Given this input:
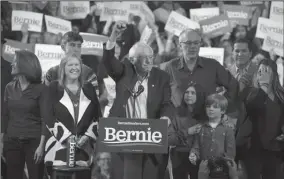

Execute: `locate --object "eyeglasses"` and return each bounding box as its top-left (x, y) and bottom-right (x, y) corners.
top-left (99, 158), bottom-right (111, 161)
top-left (129, 56), bottom-right (154, 63)
top-left (180, 41), bottom-right (201, 46)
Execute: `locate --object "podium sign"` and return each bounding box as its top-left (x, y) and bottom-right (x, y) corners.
top-left (97, 117), bottom-right (168, 153)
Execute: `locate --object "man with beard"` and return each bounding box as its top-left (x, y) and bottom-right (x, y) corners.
top-left (102, 21), bottom-right (174, 179)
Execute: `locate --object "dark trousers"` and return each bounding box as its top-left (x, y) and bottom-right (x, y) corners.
top-left (172, 161), bottom-right (198, 179)
top-left (3, 137), bottom-right (44, 179)
top-left (171, 151), bottom-right (198, 179)
top-left (244, 149), bottom-right (283, 179)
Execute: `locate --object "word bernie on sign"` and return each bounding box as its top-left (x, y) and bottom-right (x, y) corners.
top-left (97, 118), bottom-right (168, 153)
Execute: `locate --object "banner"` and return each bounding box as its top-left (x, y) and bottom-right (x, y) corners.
top-left (270, 1), bottom-right (283, 22)
top-left (11, 10), bottom-right (43, 32)
top-left (97, 117), bottom-right (168, 153)
top-left (240, 1), bottom-right (265, 9)
top-left (60, 1), bottom-right (90, 19)
top-left (45, 15), bottom-right (72, 35)
top-left (190, 7), bottom-right (220, 22)
top-left (126, 1), bottom-right (155, 21)
top-left (199, 14), bottom-right (232, 39)
top-left (199, 47), bottom-right (224, 65)
top-left (140, 25), bottom-right (154, 44)
top-left (256, 17), bottom-right (283, 39)
top-left (2, 39), bottom-right (34, 63)
top-left (34, 44), bottom-right (65, 75)
top-left (100, 2), bottom-right (129, 22)
top-left (262, 33), bottom-right (283, 57)
top-left (80, 33), bottom-right (108, 56)
top-left (223, 5), bottom-right (252, 26)
top-left (165, 11), bottom-right (200, 36)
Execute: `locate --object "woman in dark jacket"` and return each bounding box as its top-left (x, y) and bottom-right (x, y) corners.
top-left (2, 50), bottom-right (46, 179)
top-left (241, 59), bottom-right (284, 179)
top-left (44, 54), bottom-right (102, 179)
top-left (168, 82), bottom-right (207, 179)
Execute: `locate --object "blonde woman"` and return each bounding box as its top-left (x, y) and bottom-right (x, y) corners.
top-left (44, 54), bottom-right (101, 179)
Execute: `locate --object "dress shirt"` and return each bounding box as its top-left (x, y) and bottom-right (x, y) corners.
top-left (106, 40), bottom-right (148, 119)
top-left (163, 56), bottom-right (238, 109)
top-left (191, 121), bottom-right (236, 160)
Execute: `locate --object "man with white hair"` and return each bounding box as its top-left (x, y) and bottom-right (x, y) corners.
top-left (102, 21), bottom-right (174, 179)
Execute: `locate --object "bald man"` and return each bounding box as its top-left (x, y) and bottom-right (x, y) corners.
top-left (162, 28), bottom-right (238, 109)
top-left (161, 29), bottom-right (238, 179)
top-left (102, 21), bottom-right (174, 179)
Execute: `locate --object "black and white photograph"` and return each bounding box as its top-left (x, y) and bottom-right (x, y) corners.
top-left (1, 1), bottom-right (284, 179)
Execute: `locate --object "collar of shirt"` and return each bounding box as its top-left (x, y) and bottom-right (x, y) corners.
top-left (177, 56), bottom-right (204, 71)
top-left (203, 120), bottom-right (226, 128)
top-left (13, 78), bottom-right (34, 93)
top-left (235, 61), bottom-right (252, 75)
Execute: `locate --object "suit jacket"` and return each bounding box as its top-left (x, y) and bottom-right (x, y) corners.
top-left (44, 81), bottom-right (102, 167)
top-left (103, 44), bottom-right (173, 120)
top-left (102, 44), bottom-right (174, 179)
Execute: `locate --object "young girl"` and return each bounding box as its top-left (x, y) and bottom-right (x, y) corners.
top-left (168, 82), bottom-right (207, 179)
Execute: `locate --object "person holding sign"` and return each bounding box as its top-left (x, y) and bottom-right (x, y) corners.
top-left (162, 29), bottom-right (238, 113)
top-left (102, 21), bottom-right (174, 179)
top-left (43, 54), bottom-right (102, 179)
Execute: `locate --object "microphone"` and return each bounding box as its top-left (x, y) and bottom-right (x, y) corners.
top-left (123, 83), bottom-right (144, 98)
top-left (134, 85), bottom-right (144, 98)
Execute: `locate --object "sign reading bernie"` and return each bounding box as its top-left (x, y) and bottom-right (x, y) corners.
top-left (97, 117), bottom-right (168, 153)
top-left (11, 10), bottom-right (43, 32)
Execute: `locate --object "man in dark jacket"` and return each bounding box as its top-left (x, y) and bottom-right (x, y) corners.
top-left (103, 21), bottom-right (174, 179)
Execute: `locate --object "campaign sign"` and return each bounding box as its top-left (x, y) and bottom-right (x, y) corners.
top-left (97, 117), bottom-right (168, 153)
top-left (45, 15), bottom-right (72, 35)
top-left (2, 39), bottom-right (34, 63)
top-left (100, 2), bottom-right (129, 22)
top-left (199, 14), bottom-right (232, 39)
top-left (199, 47), bottom-right (224, 65)
top-left (223, 5), bottom-right (252, 26)
top-left (256, 17), bottom-right (283, 39)
top-left (60, 1), bottom-right (90, 20)
top-left (34, 44), bottom-right (65, 75)
top-left (262, 32), bottom-right (283, 57)
top-left (11, 10), bottom-right (43, 32)
top-left (80, 33), bottom-right (108, 56)
top-left (165, 11), bottom-right (200, 36)
top-left (270, 1), bottom-right (283, 22)
top-left (190, 7), bottom-right (220, 22)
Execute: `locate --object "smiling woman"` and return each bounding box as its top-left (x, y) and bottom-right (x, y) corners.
top-left (43, 53), bottom-right (102, 178)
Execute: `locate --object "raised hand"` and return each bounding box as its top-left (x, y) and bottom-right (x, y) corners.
top-left (110, 21), bottom-right (127, 42)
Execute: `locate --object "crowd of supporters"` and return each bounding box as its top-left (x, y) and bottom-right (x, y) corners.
top-left (1, 1), bottom-right (284, 179)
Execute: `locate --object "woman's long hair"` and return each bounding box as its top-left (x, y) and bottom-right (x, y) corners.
top-left (178, 82), bottom-right (207, 120)
top-left (15, 50), bottom-right (42, 84)
top-left (253, 59), bottom-right (284, 104)
top-left (58, 54), bottom-right (84, 87)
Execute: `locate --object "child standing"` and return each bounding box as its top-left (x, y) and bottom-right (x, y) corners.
top-left (168, 83), bottom-right (207, 179)
top-left (189, 94), bottom-right (236, 164)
